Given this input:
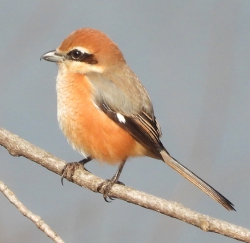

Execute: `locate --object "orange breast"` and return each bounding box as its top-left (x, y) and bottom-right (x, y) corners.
top-left (56, 72), bottom-right (148, 165)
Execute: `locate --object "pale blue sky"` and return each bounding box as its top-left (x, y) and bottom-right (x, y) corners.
top-left (0, 1), bottom-right (249, 242)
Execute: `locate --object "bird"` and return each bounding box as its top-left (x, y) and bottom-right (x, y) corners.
top-left (41, 28), bottom-right (235, 211)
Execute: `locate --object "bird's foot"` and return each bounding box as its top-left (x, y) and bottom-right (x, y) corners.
top-left (97, 178), bottom-right (125, 202)
top-left (61, 162), bottom-right (83, 185)
top-left (61, 157), bottom-right (92, 185)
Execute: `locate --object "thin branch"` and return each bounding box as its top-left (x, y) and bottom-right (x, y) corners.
top-left (0, 127), bottom-right (249, 242)
top-left (0, 180), bottom-right (64, 243)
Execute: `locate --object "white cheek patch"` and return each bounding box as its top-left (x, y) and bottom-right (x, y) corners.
top-left (116, 113), bottom-right (126, 123)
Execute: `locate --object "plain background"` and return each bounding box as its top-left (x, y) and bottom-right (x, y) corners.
top-left (1, 1), bottom-right (250, 242)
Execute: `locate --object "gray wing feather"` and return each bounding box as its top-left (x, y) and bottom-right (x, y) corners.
top-left (86, 66), bottom-right (163, 157)
top-left (86, 64), bottom-right (153, 116)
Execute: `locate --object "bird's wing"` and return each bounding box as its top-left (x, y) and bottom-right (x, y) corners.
top-left (86, 70), bottom-right (164, 158)
top-left (100, 102), bottom-right (164, 159)
top-left (87, 71), bottom-right (235, 211)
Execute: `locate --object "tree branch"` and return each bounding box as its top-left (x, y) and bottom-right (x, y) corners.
top-left (0, 127), bottom-right (249, 242)
top-left (0, 180), bottom-right (64, 243)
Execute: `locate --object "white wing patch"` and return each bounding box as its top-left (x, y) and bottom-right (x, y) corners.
top-left (116, 113), bottom-right (126, 123)
top-left (92, 100), bottom-right (101, 110)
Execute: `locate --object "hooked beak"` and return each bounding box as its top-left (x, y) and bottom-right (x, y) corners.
top-left (40, 50), bottom-right (64, 62)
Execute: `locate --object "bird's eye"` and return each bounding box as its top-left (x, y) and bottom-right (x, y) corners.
top-left (66, 49), bottom-right (97, 64)
top-left (69, 49), bottom-right (83, 60)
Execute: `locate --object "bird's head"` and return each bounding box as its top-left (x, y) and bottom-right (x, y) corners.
top-left (41, 28), bottom-right (125, 74)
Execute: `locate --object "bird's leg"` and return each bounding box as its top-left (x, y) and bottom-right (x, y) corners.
top-left (61, 156), bottom-right (92, 185)
top-left (97, 160), bottom-right (126, 202)
top-left (78, 156), bottom-right (93, 171)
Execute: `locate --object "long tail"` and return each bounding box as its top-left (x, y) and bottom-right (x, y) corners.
top-left (160, 150), bottom-right (235, 211)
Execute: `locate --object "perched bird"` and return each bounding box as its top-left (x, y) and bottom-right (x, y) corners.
top-left (41, 28), bottom-right (235, 210)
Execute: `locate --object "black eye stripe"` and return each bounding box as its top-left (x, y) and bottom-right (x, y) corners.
top-left (66, 49), bottom-right (98, 64)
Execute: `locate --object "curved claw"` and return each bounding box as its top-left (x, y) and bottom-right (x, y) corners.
top-left (61, 162), bottom-right (83, 184)
top-left (61, 157), bottom-right (92, 185)
top-left (97, 179), bottom-right (125, 202)
top-left (61, 176), bottom-right (65, 186)
top-left (104, 196), bottom-right (114, 203)
top-left (116, 181), bottom-right (125, 186)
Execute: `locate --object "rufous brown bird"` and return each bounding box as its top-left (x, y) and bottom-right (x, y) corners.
top-left (41, 28), bottom-right (235, 211)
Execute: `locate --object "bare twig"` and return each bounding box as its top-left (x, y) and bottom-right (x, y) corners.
top-left (0, 127), bottom-right (249, 242)
top-left (0, 180), bottom-right (64, 243)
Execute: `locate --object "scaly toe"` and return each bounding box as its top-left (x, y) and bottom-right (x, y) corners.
top-left (97, 180), bottom-right (114, 201)
top-left (61, 162), bottom-right (84, 185)
top-left (97, 179), bottom-right (125, 201)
